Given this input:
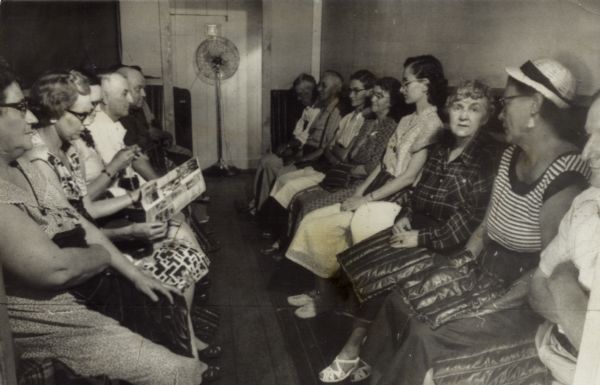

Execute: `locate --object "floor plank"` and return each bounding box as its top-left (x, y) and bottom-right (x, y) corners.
top-left (201, 175), bottom-right (301, 385)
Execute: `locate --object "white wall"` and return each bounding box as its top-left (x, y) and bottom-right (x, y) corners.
top-left (321, 0), bottom-right (600, 96)
top-left (261, 0), bottom-right (316, 153)
top-left (120, 0), bottom-right (162, 77)
top-left (120, 0), bottom-right (262, 169)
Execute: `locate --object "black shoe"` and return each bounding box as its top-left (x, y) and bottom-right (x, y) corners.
top-left (201, 365), bottom-right (221, 383)
top-left (260, 244), bottom-right (279, 256)
top-left (234, 199), bottom-right (253, 214)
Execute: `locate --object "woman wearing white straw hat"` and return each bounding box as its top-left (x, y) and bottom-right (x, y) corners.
top-left (348, 58), bottom-right (590, 385)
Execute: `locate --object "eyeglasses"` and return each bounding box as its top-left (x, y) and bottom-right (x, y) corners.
top-left (349, 88), bottom-right (366, 94)
top-left (67, 109), bottom-right (93, 123)
top-left (400, 79), bottom-right (419, 89)
top-left (372, 92), bottom-right (389, 99)
top-left (499, 95), bottom-right (528, 107)
top-left (0, 99), bottom-right (28, 115)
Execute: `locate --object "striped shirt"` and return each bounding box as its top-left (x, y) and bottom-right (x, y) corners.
top-left (486, 145), bottom-right (590, 253)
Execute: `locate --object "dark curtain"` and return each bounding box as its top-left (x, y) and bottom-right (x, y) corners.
top-left (0, 0), bottom-right (121, 87)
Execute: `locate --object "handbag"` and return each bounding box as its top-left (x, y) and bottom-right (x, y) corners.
top-left (69, 271), bottom-right (193, 358)
top-left (51, 228), bottom-right (194, 358)
top-left (338, 228), bottom-right (437, 303)
top-left (319, 162), bottom-right (357, 191)
top-left (400, 242), bottom-right (539, 329)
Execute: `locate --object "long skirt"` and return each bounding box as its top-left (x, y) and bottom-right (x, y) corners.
top-left (270, 166), bottom-right (326, 208)
top-left (8, 291), bottom-right (205, 385)
top-left (429, 321), bottom-right (573, 385)
top-left (362, 289), bottom-right (542, 385)
top-left (285, 202), bottom-right (400, 278)
top-left (252, 153), bottom-right (297, 210)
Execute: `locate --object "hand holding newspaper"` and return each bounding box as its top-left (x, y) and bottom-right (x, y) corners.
top-left (139, 158), bottom-right (206, 222)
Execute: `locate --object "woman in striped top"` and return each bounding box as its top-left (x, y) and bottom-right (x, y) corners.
top-left (353, 59), bottom-right (590, 385)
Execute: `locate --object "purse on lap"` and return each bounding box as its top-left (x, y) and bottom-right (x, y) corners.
top-left (319, 162), bottom-right (357, 191)
top-left (399, 242), bottom-right (538, 329)
top-left (52, 227), bottom-right (194, 358)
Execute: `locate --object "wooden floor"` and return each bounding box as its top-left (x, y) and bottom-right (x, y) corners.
top-left (199, 174), bottom-right (353, 385)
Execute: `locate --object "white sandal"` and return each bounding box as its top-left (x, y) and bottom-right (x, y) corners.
top-left (318, 356), bottom-right (360, 383)
top-left (349, 360), bottom-right (371, 382)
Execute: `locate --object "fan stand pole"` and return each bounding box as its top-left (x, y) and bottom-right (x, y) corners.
top-left (204, 72), bottom-right (239, 177)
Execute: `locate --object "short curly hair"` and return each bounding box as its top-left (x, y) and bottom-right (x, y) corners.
top-left (445, 80), bottom-right (495, 119)
top-left (29, 71), bottom-right (91, 127)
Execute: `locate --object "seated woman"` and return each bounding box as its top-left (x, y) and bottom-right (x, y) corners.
top-left (284, 55), bottom-right (447, 318)
top-left (239, 73), bottom-right (320, 215)
top-left (425, 95), bottom-right (600, 385)
top-left (282, 77), bottom-right (409, 242)
top-left (316, 80), bottom-right (503, 383)
top-left (356, 58), bottom-right (590, 385)
top-left (267, 70), bottom-right (376, 209)
top-left (259, 70), bottom-right (377, 249)
top-left (0, 61), bottom-right (205, 384)
top-left (25, 71), bottom-right (221, 366)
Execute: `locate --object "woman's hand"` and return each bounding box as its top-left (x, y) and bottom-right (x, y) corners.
top-left (341, 196), bottom-right (367, 211)
top-left (130, 269), bottom-right (178, 303)
top-left (129, 222), bottom-right (168, 241)
top-left (107, 147), bottom-right (137, 174)
top-left (392, 217), bottom-right (412, 234)
top-left (389, 230), bottom-right (418, 248)
top-left (127, 189), bottom-right (142, 206)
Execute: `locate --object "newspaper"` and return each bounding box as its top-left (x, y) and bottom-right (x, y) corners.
top-left (139, 158), bottom-right (206, 222)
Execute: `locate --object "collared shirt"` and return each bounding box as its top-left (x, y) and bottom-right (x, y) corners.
top-left (540, 186), bottom-right (600, 290)
top-left (292, 106), bottom-right (320, 145)
top-left (334, 110), bottom-right (366, 148)
top-left (304, 99), bottom-right (342, 149)
top-left (410, 135), bottom-right (502, 251)
top-left (87, 108), bottom-right (127, 165)
top-left (382, 106), bottom-right (442, 177)
top-left (121, 107), bottom-right (154, 151)
top-left (86, 108), bottom-right (146, 196)
top-left (348, 115), bottom-right (397, 174)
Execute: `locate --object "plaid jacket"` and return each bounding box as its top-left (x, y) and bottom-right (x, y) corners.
top-left (410, 134), bottom-right (504, 251)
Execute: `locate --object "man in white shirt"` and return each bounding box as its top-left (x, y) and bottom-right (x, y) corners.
top-left (87, 72), bottom-right (159, 185)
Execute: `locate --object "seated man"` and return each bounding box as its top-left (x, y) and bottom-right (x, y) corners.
top-left (87, 71), bottom-right (159, 186)
top-left (117, 65), bottom-right (192, 173)
top-left (247, 71), bottom-right (343, 214)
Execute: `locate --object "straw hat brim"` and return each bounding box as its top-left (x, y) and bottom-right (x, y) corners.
top-left (505, 66), bottom-right (569, 109)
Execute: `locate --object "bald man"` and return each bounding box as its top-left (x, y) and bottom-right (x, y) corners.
top-left (87, 72), bottom-right (159, 186)
top-left (118, 66), bottom-right (193, 174)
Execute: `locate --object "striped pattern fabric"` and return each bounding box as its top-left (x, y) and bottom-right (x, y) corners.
top-left (486, 145), bottom-right (590, 253)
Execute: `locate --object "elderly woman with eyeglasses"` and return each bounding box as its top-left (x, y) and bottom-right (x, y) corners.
top-left (0, 61), bottom-right (207, 384)
top-left (354, 58), bottom-right (590, 385)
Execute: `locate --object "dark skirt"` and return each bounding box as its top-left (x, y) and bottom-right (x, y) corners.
top-left (360, 240), bottom-right (543, 385)
top-left (362, 289), bottom-right (542, 385)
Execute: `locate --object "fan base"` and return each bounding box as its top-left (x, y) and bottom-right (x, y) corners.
top-left (203, 162), bottom-right (240, 177)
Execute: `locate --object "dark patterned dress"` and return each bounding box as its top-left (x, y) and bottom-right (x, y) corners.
top-left (287, 116), bottom-right (397, 234)
top-left (26, 134), bottom-right (209, 292)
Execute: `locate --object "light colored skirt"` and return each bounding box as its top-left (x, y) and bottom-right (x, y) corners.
top-left (270, 166), bottom-right (326, 208)
top-left (285, 201), bottom-right (400, 278)
top-left (8, 291), bottom-right (204, 385)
